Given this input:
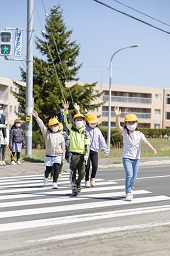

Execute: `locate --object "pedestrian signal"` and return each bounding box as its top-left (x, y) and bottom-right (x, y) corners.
top-left (0, 31), bottom-right (12, 56)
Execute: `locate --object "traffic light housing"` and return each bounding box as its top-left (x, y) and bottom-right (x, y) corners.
top-left (0, 31), bottom-right (12, 56)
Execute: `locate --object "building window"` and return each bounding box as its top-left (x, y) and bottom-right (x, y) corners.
top-left (10, 106), bottom-right (12, 112)
top-left (14, 106), bottom-right (17, 112)
top-left (155, 94), bottom-right (161, 101)
top-left (166, 94), bottom-right (170, 104)
top-left (154, 124), bottom-right (160, 129)
top-left (155, 109), bottom-right (161, 115)
top-left (93, 90), bottom-right (99, 95)
top-left (166, 112), bottom-right (170, 119)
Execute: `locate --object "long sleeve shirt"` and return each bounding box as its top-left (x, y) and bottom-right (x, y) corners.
top-left (86, 124), bottom-right (108, 152)
top-left (35, 116), bottom-right (65, 157)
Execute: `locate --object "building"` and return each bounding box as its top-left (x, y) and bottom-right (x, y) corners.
top-left (1, 76), bottom-right (170, 129)
top-left (0, 75), bottom-right (25, 129)
top-left (67, 82), bottom-right (170, 129)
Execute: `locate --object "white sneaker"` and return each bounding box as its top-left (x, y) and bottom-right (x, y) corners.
top-left (90, 178), bottom-right (96, 187)
top-left (17, 161), bottom-right (21, 165)
top-left (2, 161), bottom-right (6, 166)
top-left (44, 178), bottom-right (48, 186)
top-left (0, 161), bottom-right (3, 166)
top-left (11, 161), bottom-right (17, 165)
top-left (126, 193), bottom-right (133, 201)
top-left (52, 182), bottom-right (58, 189)
top-left (85, 181), bottom-right (91, 188)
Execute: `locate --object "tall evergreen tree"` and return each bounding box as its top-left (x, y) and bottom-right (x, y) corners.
top-left (14, 5), bottom-right (103, 124)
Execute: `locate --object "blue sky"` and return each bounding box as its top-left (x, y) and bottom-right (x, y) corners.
top-left (0, 0), bottom-right (170, 88)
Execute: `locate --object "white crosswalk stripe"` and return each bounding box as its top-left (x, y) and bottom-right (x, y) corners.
top-left (0, 173), bottom-right (169, 235)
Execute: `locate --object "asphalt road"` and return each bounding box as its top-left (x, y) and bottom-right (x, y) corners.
top-left (0, 163), bottom-right (170, 256)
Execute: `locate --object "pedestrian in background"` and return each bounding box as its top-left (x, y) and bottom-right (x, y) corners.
top-left (114, 106), bottom-right (157, 201)
top-left (56, 102), bottom-right (72, 135)
top-left (0, 104), bottom-right (8, 166)
top-left (32, 110), bottom-right (65, 189)
top-left (9, 119), bottom-right (24, 165)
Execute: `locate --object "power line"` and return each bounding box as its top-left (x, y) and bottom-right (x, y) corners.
top-left (112, 0), bottom-right (170, 27)
top-left (93, 0), bottom-right (170, 35)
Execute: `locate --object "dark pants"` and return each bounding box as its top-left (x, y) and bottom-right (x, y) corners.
top-left (45, 163), bottom-right (60, 183)
top-left (70, 153), bottom-right (85, 187)
top-left (0, 145), bottom-right (6, 161)
top-left (85, 150), bottom-right (98, 181)
top-left (11, 152), bottom-right (20, 161)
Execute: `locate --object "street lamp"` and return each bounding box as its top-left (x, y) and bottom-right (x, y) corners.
top-left (107, 44), bottom-right (140, 151)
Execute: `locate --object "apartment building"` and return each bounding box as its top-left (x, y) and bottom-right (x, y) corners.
top-left (0, 76), bottom-right (25, 129)
top-left (1, 76), bottom-right (170, 129)
top-left (67, 82), bottom-right (170, 129)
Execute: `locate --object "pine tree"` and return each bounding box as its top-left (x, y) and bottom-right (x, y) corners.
top-left (14, 5), bottom-right (103, 124)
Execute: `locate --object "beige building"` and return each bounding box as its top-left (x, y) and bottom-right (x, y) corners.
top-left (67, 82), bottom-right (170, 129)
top-left (1, 76), bottom-right (170, 129)
top-left (0, 75), bottom-right (25, 129)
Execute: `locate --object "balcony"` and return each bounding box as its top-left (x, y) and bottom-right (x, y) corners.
top-left (102, 111), bottom-right (151, 119)
top-left (103, 95), bottom-right (152, 104)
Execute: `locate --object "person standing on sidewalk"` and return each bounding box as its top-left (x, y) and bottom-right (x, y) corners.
top-left (62, 101), bottom-right (90, 196)
top-left (32, 110), bottom-right (65, 189)
top-left (0, 104), bottom-right (8, 166)
top-left (114, 106), bottom-right (157, 201)
top-left (9, 119), bottom-right (24, 165)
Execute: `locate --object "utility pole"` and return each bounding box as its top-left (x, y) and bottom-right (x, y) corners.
top-left (25, 0), bottom-right (34, 156)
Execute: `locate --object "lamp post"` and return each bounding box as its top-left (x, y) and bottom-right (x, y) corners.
top-left (107, 44), bottom-right (140, 151)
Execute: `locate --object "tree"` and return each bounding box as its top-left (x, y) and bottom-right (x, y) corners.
top-left (14, 5), bottom-right (103, 126)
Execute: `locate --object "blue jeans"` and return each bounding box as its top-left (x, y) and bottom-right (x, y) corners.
top-left (122, 158), bottom-right (140, 194)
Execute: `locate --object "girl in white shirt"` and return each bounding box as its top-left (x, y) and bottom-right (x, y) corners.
top-left (114, 106), bottom-right (157, 201)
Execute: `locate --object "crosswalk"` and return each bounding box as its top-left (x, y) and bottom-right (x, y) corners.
top-left (0, 172), bottom-right (170, 239)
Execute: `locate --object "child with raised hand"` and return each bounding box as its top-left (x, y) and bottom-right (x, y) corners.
top-left (32, 110), bottom-right (65, 189)
top-left (62, 101), bottom-right (90, 196)
top-left (114, 106), bottom-right (157, 201)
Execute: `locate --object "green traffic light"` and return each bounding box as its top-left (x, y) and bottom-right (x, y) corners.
top-left (3, 45), bottom-right (9, 54)
top-left (0, 44), bottom-right (11, 55)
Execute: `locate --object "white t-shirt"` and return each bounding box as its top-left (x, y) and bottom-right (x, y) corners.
top-left (121, 128), bottom-right (146, 159)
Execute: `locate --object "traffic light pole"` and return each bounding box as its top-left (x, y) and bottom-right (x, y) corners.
top-left (25, 0), bottom-right (34, 156)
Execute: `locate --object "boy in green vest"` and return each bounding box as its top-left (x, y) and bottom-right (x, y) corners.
top-left (63, 101), bottom-right (90, 196)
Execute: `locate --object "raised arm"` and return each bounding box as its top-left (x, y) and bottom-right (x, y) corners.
top-left (73, 103), bottom-right (80, 114)
top-left (114, 106), bottom-right (123, 133)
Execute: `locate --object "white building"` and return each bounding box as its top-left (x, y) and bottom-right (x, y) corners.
top-left (0, 75), bottom-right (25, 129)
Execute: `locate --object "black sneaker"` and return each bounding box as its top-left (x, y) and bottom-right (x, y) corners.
top-left (76, 182), bottom-right (81, 193)
top-left (72, 187), bottom-right (78, 196)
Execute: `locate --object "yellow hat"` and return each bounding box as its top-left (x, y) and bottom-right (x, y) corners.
top-left (124, 113), bottom-right (138, 122)
top-left (14, 119), bottom-right (21, 123)
top-left (58, 122), bottom-right (63, 131)
top-left (48, 117), bottom-right (59, 127)
top-left (85, 113), bottom-right (98, 123)
top-left (73, 113), bottom-right (85, 121)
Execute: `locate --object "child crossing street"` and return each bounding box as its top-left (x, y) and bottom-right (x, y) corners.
top-left (32, 110), bottom-right (65, 189)
top-left (62, 101), bottom-right (90, 196)
top-left (114, 106), bottom-right (157, 201)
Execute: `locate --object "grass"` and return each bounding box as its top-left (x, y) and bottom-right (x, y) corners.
top-left (5, 137), bottom-right (170, 164)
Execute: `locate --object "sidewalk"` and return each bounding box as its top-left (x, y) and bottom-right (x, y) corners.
top-left (0, 156), bottom-right (170, 177)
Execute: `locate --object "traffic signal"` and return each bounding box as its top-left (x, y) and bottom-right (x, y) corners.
top-left (0, 31), bottom-right (12, 56)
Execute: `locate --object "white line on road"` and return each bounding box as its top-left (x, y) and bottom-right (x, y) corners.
top-left (28, 220), bottom-right (170, 243)
top-left (0, 195), bottom-right (169, 219)
top-left (1, 204), bottom-right (170, 232)
top-left (0, 190), bottom-right (150, 208)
